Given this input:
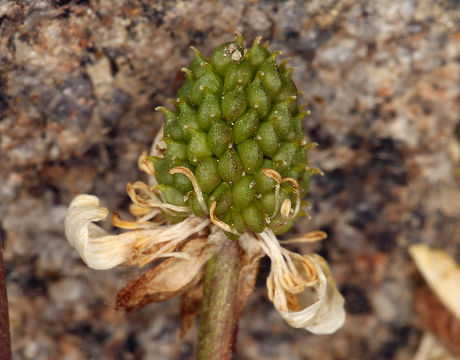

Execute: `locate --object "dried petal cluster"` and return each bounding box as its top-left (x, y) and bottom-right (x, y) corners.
top-left (64, 34), bottom-right (345, 336)
top-left (65, 193), bottom-right (344, 334)
top-left (255, 229), bottom-right (345, 333)
top-left (153, 33), bottom-right (320, 236)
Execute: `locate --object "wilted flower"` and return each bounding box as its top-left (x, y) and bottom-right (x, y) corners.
top-left (65, 34), bottom-right (345, 337)
top-left (65, 128), bottom-right (345, 335)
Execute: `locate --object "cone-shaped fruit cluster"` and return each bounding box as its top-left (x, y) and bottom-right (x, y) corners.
top-left (153, 33), bottom-right (319, 236)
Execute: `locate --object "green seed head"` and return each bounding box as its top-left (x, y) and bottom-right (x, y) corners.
top-left (154, 34), bottom-right (319, 236)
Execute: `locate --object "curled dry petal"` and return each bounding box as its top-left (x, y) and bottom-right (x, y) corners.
top-left (258, 229), bottom-right (345, 334)
top-left (126, 181), bottom-right (190, 214)
top-left (278, 254), bottom-right (346, 334)
top-left (138, 150), bottom-right (156, 176)
top-left (210, 201), bottom-right (240, 235)
top-left (409, 244), bottom-right (460, 321)
top-left (129, 204), bottom-right (159, 219)
top-left (65, 194), bottom-right (135, 270)
top-left (111, 211), bottom-right (160, 230)
top-left (279, 230), bottom-right (327, 245)
top-left (170, 166), bottom-right (207, 213)
top-left (65, 194), bottom-right (210, 270)
top-left (116, 236), bottom-right (218, 311)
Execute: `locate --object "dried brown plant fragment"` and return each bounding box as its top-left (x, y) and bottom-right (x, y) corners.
top-left (116, 237), bottom-right (216, 311)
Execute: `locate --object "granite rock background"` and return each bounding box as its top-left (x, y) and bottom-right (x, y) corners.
top-left (1, 0), bottom-right (460, 359)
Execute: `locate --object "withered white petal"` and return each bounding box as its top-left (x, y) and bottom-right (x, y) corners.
top-left (409, 244), bottom-right (460, 321)
top-left (258, 229), bottom-right (345, 334)
top-left (288, 255), bottom-right (345, 334)
top-left (65, 194), bottom-right (210, 270)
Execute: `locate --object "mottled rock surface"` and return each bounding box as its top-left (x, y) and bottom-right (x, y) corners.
top-left (2, 0), bottom-right (460, 359)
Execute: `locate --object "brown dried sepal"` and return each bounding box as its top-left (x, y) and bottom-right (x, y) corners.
top-left (116, 237), bottom-right (215, 311)
top-left (414, 284), bottom-right (460, 358)
top-left (236, 242), bottom-right (263, 318)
